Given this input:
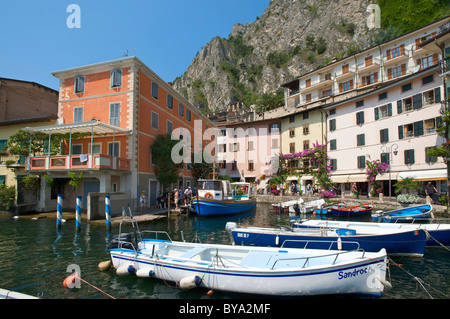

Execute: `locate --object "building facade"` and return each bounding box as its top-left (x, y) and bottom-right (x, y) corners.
top-left (25, 57), bottom-right (213, 214)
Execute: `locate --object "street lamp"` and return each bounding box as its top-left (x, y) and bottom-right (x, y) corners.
top-left (380, 143), bottom-right (398, 199)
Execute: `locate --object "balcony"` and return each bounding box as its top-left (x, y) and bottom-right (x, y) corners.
top-left (27, 154), bottom-right (131, 172)
top-left (438, 57), bottom-right (450, 77)
top-left (383, 47), bottom-right (410, 66)
top-left (0, 154), bottom-right (26, 167)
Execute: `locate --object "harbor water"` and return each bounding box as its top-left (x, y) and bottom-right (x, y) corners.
top-left (0, 203), bottom-right (448, 299)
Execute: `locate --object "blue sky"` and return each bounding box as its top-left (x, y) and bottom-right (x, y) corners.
top-left (0, 0), bottom-right (270, 90)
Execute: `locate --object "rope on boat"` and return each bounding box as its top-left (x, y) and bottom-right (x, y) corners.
top-left (422, 230), bottom-right (450, 252)
top-left (78, 276), bottom-right (116, 299)
top-left (388, 257), bottom-right (448, 299)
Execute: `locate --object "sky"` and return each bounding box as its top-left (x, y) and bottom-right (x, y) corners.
top-left (0, 0), bottom-right (270, 91)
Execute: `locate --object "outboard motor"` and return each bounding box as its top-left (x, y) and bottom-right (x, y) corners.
top-left (111, 233), bottom-right (137, 250)
top-left (293, 203), bottom-right (300, 214)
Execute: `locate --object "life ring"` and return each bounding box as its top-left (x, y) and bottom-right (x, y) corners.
top-left (204, 192), bottom-right (213, 199)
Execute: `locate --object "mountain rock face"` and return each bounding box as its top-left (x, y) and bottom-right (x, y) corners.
top-left (173, 0), bottom-right (376, 112)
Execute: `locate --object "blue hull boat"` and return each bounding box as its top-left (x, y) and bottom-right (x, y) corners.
top-left (193, 180), bottom-right (256, 217)
top-left (192, 197), bottom-right (256, 216)
top-left (226, 222), bottom-right (427, 256)
top-left (371, 204), bottom-right (433, 223)
top-left (314, 202), bottom-right (345, 214)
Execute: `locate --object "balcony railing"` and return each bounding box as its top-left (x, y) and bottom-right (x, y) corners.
top-left (27, 154), bottom-right (131, 172)
top-left (438, 57), bottom-right (450, 76)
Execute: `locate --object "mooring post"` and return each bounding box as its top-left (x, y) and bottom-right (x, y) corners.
top-left (57, 194), bottom-right (63, 229)
top-left (76, 196), bottom-right (82, 230)
top-left (105, 195), bottom-right (111, 228)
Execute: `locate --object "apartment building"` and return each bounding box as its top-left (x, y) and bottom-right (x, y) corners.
top-left (25, 57), bottom-right (213, 214)
top-left (216, 119), bottom-right (280, 191)
top-left (280, 17), bottom-right (449, 196)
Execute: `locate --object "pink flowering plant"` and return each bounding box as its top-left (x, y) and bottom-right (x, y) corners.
top-left (365, 160), bottom-right (390, 197)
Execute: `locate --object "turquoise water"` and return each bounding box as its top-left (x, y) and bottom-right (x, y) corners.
top-left (0, 203), bottom-right (448, 299)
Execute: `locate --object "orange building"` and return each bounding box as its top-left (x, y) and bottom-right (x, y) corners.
top-left (25, 57), bottom-right (214, 215)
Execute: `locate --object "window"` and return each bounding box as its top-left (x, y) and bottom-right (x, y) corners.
top-left (247, 140), bottom-right (254, 151)
top-left (72, 144), bottom-right (82, 155)
top-left (357, 156), bottom-right (366, 169)
top-left (289, 127), bottom-right (295, 137)
top-left (303, 111), bottom-right (309, 120)
top-left (305, 94), bottom-right (312, 103)
top-left (167, 94), bottom-right (173, 109)
top-left (379, 92), bottom-right (388, 100)
top-left (248, 160), bottom-right (255, 171)
top-left (423, 89), bottom-right (435, 106)
top-left (305, 79), bottom-right (311, 88)
top-left (88, 143), bottom-right (101, 154)
top-left (303, 140), bottom-right (309, 150)
top-left (0, 139), bottom-right (7, 152)
top-left (413, 93), bottom-right (423, 109)
top-left (357, 134), bottom-right (365, 146)
top-left (303, 125), bottom-right (309, 135)
top-left (421, 55), bottom-right (437, 69)
top-left (229, 143), bottom-right (239, 152)
top-left (218, 144), bottom-right (226, 153)
top-left (269, 123), bottom-right (279, 132)
top-left (219, 129), bottom-right (226, 136)
top-left (167, 120), bottom-right (173, 134)
top-left (179, 103), bottom-right (184, 117)
top-left (374, 103), bottom-right (392, 120)
top-left (387, 45), bottom-right (405, 60)
top-left (342, 64), bottom-right (349, 74)
top-left (186, 109), bottom-right (191, 122)
top-left (290, 143), bottom-right (295, 153)
top-left (424, 119), bottom-right (436, 134)
top-left (356, 111), bottom-right (364, 125)
top-left (110, 69), bottom-right (122, 87)
top-left (425, 147), bottom-right (437, 163)
top-left (356, 100), bottom-right (364, 108)
top-left (380, 128), bottom-right (389, 143)
top-left (381, 153), bottom-right (390, 165)
top-left (361, 73), bottom-right (377, 86)
top-left (339, 80), bottom-right (353, 92)
top-left (329, 119), bottom-right (336, 131)
top-left (404, 149), bottom-right (415, 165)
top-left (422, 75), bottom-right (434, 85)
top-left (108, 142), bottom-right (120, 157)
top-left (75, 76), bottom-right (85, 93)
top-left (151, 112), bottom-right (159, 130)
top-left (289, 115), bottom-right (295, 123)
top-left (329, 108), bottom-right (336, 115)
top-left (73, 107), bottom-right (83, 123)
top-left (151, 82), bottom-right (159, 99)
top-left (231, 161), bottom-right (238, 171)
top-left (402, 83), bottom-right (412, 92)
top-left (329, 159), bottom-right (337, 171)
top-left (364, 56), bottom-right (373, 67)
top-left (387, 64), bottom-right (406, 79)
top-left (329, 139), bottom-right (337, 151)
top-left (109, 103), bottom-right (120, 126)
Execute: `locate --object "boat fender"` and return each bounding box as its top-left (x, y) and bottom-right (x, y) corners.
top-left (136, 268), bottom-right (154, 278)
top-left (127, 265), bottom-right (136, 275)
top-left (376, 276), bottom-right (393, 290)
top-left (179, 275), bottom-right (202, 289)
top-left (337, 237), bottom-right (342, 250)
top-left (98, 260), bottom-right (112, 271)
top-left (275, 235), bottom-right (280, 246)
top-left (116, 264), bottom-right (131, 276)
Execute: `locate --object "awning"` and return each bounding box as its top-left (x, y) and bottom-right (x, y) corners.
top-left (398, 169), bottom-right (447, 181)
top-left (348, 174), bottom-right (369, 182)
top-left (376, 172), bottom-right (399, 181)
top-left (23, 120), bottom-right (130, 135)
top-left (287, 176), bottom-right (299, 181)
top-left (330, 175), bottom-right (350, 183)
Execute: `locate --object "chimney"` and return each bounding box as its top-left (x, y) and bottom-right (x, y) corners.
top-left (331, 57), bottom-right (337, 63)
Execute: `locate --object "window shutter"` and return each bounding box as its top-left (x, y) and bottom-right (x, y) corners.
top-left (413, 93), bottom-right (423, 109)
top-left (387, 68), bottom-right (392, 79)
top-left (374, 108), bottom-right (379, 120)
top-left (398, 125), bottom-right (404, 139)
top-left (330, 139), bottom-right (337, 150)
top-left (413, 121), bottom-right (424, 136)
top-left (401, 64), bottom-right (406, 76)
top-left (397, 100), bottom-right (402, 114)
top-left (387, 103), bottom-right (392, 116)
top-left (435, 87), bottom-right (441, 103)
top-left (386, 49), bottom-right (391, 60)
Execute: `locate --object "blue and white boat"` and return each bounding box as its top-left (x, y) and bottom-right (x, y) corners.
top-left (298, 219), bottom-right (450, 247)
top-left (192, 180), bottom-right (256, 217)
top-left (314, 202), bottom-right (345, 214)
top-left (226, 221), bottom-right (427, 257)
top-left (110, 226), bottom-right (390, 297)
top-left (371, 204), bottom-right (433, 222)
top-left (331, 202), bottom-right (374, 217)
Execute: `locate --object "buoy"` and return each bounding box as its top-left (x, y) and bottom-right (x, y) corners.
top-left (206, 290), bottom-right (214, 296)
top-left (275, 235), bottom-right (279, 246)
top-left (98, 260), bottom-right (112, 271)
top-left (63, 272), bottom-right (79, 288)
top-left (136, 268), bottom-right (154, 278)
top-left (179, 276), bottom-right (202, 289)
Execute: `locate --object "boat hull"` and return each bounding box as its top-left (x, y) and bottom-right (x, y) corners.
top-left (371, 204), bottom-right (432, 222)
top-left (332, 204), bottom-right (374, 217)
top-left (230, 227), bottom-right (427, 257)
top-left (110, 243), bottom-right (387, 297)
top-left (192, 198), bottom-right (256, 217)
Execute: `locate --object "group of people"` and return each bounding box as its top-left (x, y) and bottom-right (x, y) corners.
top-left (139, 186), bottom-right (194, 212)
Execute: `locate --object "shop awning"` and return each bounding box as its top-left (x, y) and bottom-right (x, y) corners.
top-left (330, 175), bottom-right (350, 183)
top-left (397, 169), bottom-right (447, 181)
top-left (376, 172), bottom-right (399, 181)
top-left (348, 174), bottom-right (369, 182)
top-left (23, 120), bottom-right (130, 135)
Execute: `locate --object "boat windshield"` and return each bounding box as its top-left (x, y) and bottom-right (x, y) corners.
top-left (199, 181), bottom-right (222, 191)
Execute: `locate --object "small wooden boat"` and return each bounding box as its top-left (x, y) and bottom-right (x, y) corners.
top-left (226, 222), bottom-right (427, 257)
top-left (272, 198), bottom-right (304, 212)
top-left (331, 202), bottom-right (374, 217)
top-left (110, 219), bottom-right (390, 297)
top-left (314, 202), bottom-right (345, 214)
top-left (299, 219), bottom-right (450, 247)
top-left (371, 204), bottom-right (433, 223)
top-left (192, 180), bottom-right (256, 217)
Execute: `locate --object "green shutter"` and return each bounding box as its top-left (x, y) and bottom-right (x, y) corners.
top-left (398, 125), bottom-right (404, 139)
top-left (397, 100), bottom-right (402, 114)
top-left (374, 108), bottom-right (379, 120)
